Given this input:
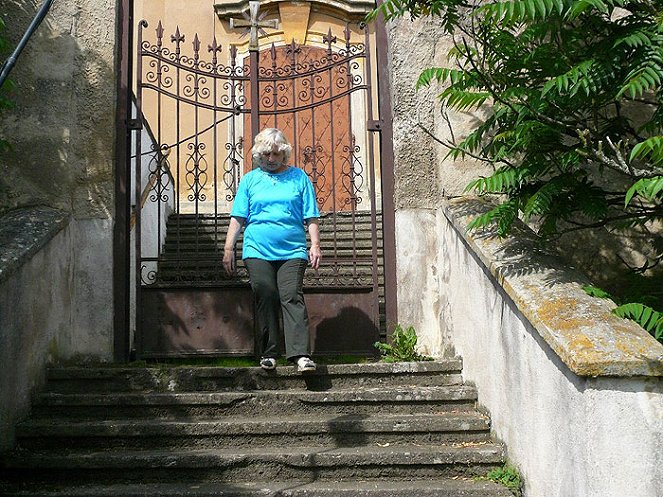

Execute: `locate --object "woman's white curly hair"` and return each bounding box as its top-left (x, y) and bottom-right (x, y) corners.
top-left (252, 128), bottom-right (293, 164)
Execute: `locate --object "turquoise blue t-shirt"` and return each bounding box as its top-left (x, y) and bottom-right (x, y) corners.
top-left (230, 166), bottom-right (320, 261)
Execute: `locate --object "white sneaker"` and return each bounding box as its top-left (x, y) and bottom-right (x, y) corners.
top-left (260, 357), bottom-right (277, 370)
top-left (296, 356), bottom-right (316, 372)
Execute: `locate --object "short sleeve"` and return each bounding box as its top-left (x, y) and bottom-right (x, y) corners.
top-left (230, 174), bottom-right (250, 218)
top-left (301, 171), bottom-right (320, 219)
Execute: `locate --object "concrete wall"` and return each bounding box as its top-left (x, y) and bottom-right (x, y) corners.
top-left (0, 1), bottom-right (117, 359)
top-left (424, 200), bottom-right (663, 497)
top-left (0, 209), bottom-right (113, 451)
top-left (0, 0), bottom-right (117, 217)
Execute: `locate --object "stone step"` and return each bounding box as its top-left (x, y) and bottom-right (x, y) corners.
top-left (34, 385), bottom-right (479, 419)
top-left (0, 479), bottom-right (513, 497)
top-left (1, 444), bottom-right (505, 485)
top-left (16, 412), bottom-right (491, 451)
top-left (43, 361), bottom-right (463, 393)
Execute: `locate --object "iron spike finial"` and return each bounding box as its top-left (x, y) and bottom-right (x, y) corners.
top-left (156, 21), bottom-right (164, 49)
top-left (208, 37), bottom-right (221, 53)
top-left (209, 37), bottom-right (221, 66)
top-left (323, 27), bottom-right (337, 54)
top-left (285, 39), bottom-right (300, 65)
top-left (171, 25), bottom-right (184, 44)
top-left (193, 33), bottom-right (201, 53)
top-left (270, 43), bottom-right (277, 67)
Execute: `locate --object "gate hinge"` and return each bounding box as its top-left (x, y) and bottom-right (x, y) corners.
top-left (127, 118), bottom-right (142, 131)
top-left (367, 119), bottom-right (383, 132)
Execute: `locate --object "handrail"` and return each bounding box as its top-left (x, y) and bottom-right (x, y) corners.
top-left (0, 0), bottom-right (56, 88)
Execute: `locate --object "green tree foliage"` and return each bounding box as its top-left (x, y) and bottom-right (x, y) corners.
top-left (369, 0), bottom-right (663, 341)
top-left (584, 285), bottom-right (663, 342)
top-left (371, 0), bottom-right (662, 237)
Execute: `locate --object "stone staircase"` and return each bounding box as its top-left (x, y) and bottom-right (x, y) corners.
top-left (157, 211), bottom-right (383, 282)
top-left (156, 211), bottom-right (387, 335)
top-left (0, 361), bottom-right (512, 496)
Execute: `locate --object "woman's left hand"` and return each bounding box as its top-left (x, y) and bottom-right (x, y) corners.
top-left (309, 244), bottom-right (322, 270)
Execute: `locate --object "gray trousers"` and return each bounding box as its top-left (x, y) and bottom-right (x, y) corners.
top-left (244, 258), bottom-right (310, 361)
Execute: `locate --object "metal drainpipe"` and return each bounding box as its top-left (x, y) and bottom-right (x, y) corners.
top-left (0, 0), bottom-right (56, 88)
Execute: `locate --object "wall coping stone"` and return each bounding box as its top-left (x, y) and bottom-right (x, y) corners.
top-left (443, 197), bottom-right (663, 378)
top-left (0, 207), bottom-right (69, 286)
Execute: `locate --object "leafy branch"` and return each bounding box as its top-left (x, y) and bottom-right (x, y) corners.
top-left (368, 0), bottom-right (663, 338)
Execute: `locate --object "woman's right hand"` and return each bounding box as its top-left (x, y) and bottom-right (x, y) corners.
top-left (223, 247), bottom-right (236, 275)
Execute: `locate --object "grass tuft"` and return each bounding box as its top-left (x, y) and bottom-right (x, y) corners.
top-left (484, 464), bottom-right (523, 497)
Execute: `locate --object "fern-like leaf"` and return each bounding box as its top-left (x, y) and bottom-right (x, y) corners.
top-left (618, 48), bottom-right (663, 99)
top-left (613, 30), bottom-right (654, 50)
top-left (465, 167), bottom-right (524, 194)
top-left (416, 67), bottom-right (475, 89)
top-left (365, 0), bottom-right (406, 22)
top-left (439, 87), bottom-right (491, 111)
top-left (523, 177), bottom-right (567, 220)
top-left (630, 136), bottom-right (663, 166)
top-left (613, 302), bottom-right (663, 341)
top-left (479, 0), bottom-right (567, 24)
top-left (583, 285), bottom-right (612, 299)
top-left (466, 199), bottom-right (521, 236)
top-left (624, 176), bottom-right (663, 206)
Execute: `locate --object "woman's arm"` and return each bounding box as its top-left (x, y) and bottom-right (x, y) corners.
top-left (306, 218), bottom-right (321, 270)
top-left (223, 216), bottom-right (245, 275)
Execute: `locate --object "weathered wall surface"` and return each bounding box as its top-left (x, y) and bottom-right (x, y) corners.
top-left (387, 13), bottom-right (490, 348)
top-left (0, 208), bottom-right (113, 451)
top-left (0, 0), bottom-right (116, 218)
top-left (435, 200), bottom-right (663, 497)
top-left (0, 1), bottom-right (117, 360)
top-left (387, 15), bottom-right (491, 209)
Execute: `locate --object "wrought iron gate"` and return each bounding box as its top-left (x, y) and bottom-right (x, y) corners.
top-left (131, 9), bottom-right (388, 357)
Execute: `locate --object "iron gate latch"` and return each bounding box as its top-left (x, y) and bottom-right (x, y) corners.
top-left (127, 118), bottom-right (142, 130)
top-left (367, 119), bottom-right (383, 131)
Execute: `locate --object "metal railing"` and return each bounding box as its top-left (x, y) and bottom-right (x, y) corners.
top-left (0, 0), bottom-right (55, 88)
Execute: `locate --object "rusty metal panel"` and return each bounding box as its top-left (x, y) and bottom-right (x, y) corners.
top-left (139, 287), bottom-right (254, 358)
top-left (305, 290), bottom-right (379, 355)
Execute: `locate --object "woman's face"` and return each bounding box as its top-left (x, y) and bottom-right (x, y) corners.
top-left (260, 145), bottom-right (286, 172)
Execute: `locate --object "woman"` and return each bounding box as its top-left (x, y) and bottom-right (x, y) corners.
top-left (223, 128), bottom-right (322, 372)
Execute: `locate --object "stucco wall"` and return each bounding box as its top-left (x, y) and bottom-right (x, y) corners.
top-left (431, 202), bottom-right (663, 497)
top-left (387, 15), bottom-right (491, 209)
top-left (0, 0), bottom-right (117, 218)
top-left (0, 1), bottom-right (117, 360)
top-left (0, 209), bottom-right (114, 452)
